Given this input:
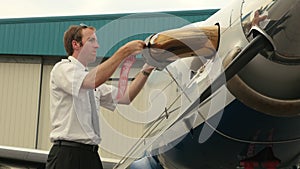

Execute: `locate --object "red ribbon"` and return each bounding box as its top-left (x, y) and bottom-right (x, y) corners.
top-left (116, 55), bottom-right (136, 100)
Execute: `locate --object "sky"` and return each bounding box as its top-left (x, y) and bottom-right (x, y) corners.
top-left (0, 0), bottom-right (230, 19)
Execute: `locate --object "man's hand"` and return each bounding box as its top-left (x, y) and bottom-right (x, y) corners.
top-left (142, 63), bottom-right (155, 72)
top-left (121, 40), bottom-right (146, 57)
top-left (252, 10), bottom-right (268, 27)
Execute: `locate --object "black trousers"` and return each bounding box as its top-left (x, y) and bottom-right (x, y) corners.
top-left (46, 141), bottom-right (103, 169)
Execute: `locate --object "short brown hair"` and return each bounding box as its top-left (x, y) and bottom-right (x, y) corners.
top-left (63, 24), bottom-right (96, 56)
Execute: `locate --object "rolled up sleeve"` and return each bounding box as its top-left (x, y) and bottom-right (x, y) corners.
top-left (95, 84), bottom-right (118, 111)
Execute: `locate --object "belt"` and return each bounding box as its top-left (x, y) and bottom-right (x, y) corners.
top-left (54, 140), bottom-right (98, 152)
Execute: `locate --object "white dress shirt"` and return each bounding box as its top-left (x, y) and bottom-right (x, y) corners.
top-left (49, 56), bottom-right (117, 145)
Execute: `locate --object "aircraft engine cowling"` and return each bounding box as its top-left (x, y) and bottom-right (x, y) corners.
top-left (142, 25), bottom-right (220, 70)
top-left (225, 0), bottom-right (300, 117)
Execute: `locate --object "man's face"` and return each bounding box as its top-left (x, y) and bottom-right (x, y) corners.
top-left (78, 28), bottom-right (99, 64)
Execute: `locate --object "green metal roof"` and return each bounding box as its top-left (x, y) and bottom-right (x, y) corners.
top-left (0, 10), bottom-right (217, 57)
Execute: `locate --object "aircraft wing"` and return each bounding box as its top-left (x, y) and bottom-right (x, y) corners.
top-left (0, 145), bottom-right (48, 169)
top-left (0, 145), bottom-right (118, 169)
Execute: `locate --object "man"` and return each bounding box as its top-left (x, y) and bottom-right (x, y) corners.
top-left (46, 24), bottom-right (154, 169)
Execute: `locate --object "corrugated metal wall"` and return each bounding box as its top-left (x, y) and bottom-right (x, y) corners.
top-left (0, 62), bottom-right (41, 148)
top-left (37, 64), bottom-right (52, 150)
top-left (0, 10), bottom-right (217, 57)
